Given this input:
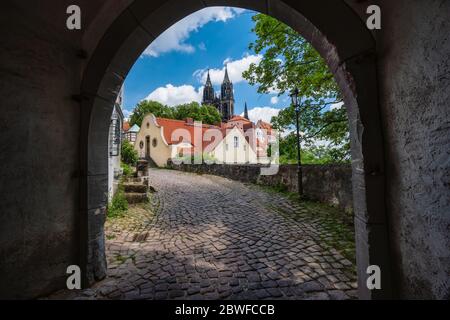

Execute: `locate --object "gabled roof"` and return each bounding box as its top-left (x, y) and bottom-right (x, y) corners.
top-left (129, 124), bottom-right (140, 133)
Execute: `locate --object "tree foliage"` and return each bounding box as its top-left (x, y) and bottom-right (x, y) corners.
top-left (129, 100), bottom-right (174, 127)
top-left (243, 15), bottom-right (338, 99)
top-left (172, 102), bottom-right (222, 125)
top-left (243, 14), bottom-right (350, 163)
top-left (129, 100), bottom-right (221, 127)
top-left (279, 133), bottom-right (350, 165)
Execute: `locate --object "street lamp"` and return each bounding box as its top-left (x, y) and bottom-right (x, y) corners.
top-left (290, 88), bottom-right (303, 197)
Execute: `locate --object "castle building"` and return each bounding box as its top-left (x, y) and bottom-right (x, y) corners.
top-left (202, 66), bottom-right (234, 122)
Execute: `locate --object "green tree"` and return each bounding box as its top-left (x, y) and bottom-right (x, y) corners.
top-left (129, 100), bottom-right (174, 127)
top-left (173, 102), bottom-right (221, 125)
top-left (121, 139), bottom-right (138, 166)
top-left (278, 133), bottom-right (350, 164)
top-left (129, 100), bottom-right (222, 127)
top-left (243, 14), bottom-right (350, 162)
top-left (199, 104), bottom-right (223, 125)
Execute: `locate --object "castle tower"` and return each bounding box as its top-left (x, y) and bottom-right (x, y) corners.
top-left (220, 65), bottom-right (234, 121)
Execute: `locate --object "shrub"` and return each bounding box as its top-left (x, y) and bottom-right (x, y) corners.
top-left (121, 162), bottom-right (133, 177)
top-left (121, 140), bottom-right (138, 166)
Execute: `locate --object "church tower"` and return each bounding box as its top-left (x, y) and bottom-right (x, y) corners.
top-left (220, 65), bottom-right (234, 122)
top-left (202, 70), bottom-right (215, 105)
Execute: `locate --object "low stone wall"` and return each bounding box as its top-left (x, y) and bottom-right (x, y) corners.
top-left (167, 163), bottom-right (353, 213)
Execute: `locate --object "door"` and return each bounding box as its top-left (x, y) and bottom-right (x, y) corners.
top-left (145, 136), bottom-right (150, 159)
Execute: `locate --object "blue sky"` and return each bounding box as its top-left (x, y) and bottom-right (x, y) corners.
top-left (123, 7), bottom-right (288, 123)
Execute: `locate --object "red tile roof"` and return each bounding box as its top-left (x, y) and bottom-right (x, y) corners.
top-left (155, 117), bottom-right (223, 150)
top-left (229, 115), bottom-right (252, 123)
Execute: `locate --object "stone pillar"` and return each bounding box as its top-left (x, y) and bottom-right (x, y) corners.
top-left (136, 160), bottom-right (149, 177)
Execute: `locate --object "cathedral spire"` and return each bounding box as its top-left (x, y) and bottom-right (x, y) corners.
top-left (244, 102), bottom-right (249, 120)
top-left (223, 64), bottom-right (230, 83)
top-left (206, 69), bottom-right (212, 86)
top-left (202, 69), bottom-right (215, 105)
top-left (220, 64), bottom-right (234, 122)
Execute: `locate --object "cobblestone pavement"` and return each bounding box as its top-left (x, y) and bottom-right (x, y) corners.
top-left (52, 168), bottom-right (357, 300)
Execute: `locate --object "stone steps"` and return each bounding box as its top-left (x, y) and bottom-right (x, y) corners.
top-left (124, 183), bottom-right (148, 193)
top-left (125, 177), bottom-right (148, 184)
top-left (125, 192), bottom-right (148, 204)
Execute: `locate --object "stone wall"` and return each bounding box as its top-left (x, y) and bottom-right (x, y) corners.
top-left (168, 163), bottom-right (353, 213)
top-left (377, 0), bottom-right (450, 299)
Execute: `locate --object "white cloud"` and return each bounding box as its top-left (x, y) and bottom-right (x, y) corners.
top-left (241, 107), bottom-right (281, 124)
top-left (145, 84), bottom-right (203, 106)
top-left (270, 96), bottom-right (279, 105)
top-left (122, 109), bottom-right (132, 120)
top-left (330, 101), bottom-right (344, 110)
top-left (194, 54), bottom-right (263, 85)
top-left (143, 7), bottom-right (244, 57)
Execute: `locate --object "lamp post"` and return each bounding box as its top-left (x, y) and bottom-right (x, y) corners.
top-left (291, 88), bottom-right (303, 197)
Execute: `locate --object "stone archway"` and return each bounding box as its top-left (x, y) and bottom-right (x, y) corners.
top-left (80, 0), bottom-right (392, 299)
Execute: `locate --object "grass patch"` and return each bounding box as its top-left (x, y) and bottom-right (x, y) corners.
top-left (114, 254), bottom-right (128, 264)
top-left (106, 234), bottom-right (116, 240)
top-left (114, 253), bottom-right (136, 265)
top-left (107, 183), bottom-right (128, 219)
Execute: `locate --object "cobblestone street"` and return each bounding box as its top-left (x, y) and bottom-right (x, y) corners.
top-left (53, 168), bottom-right (357, 300)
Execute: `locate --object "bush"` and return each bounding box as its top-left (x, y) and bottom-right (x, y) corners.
top-left (121, 140), bottom-right (138, 166)
top-left (108, 187), bottom-right (128, 218)
top-left (121, 162), bottom-right (133, 177)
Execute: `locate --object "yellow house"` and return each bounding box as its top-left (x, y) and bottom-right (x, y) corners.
top-left (134, 113), bottom-right (260, 166)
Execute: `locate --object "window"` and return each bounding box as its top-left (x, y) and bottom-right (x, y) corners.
top-left (234, 136), bottom-right (239, 148)
top-left (152, 138), bottom-right (157, 148)
top-left (256, 129), bottom-right (264, 142)
top-left (257, 129), bottom-right (263, 138)
top-left (109, 111), bottom-right (121, 156)
top-left (139, 141), bottom-right (144, 149)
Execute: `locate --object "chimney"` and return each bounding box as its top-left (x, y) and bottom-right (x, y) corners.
top-left (185, 117), bottom-right (194, 124)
